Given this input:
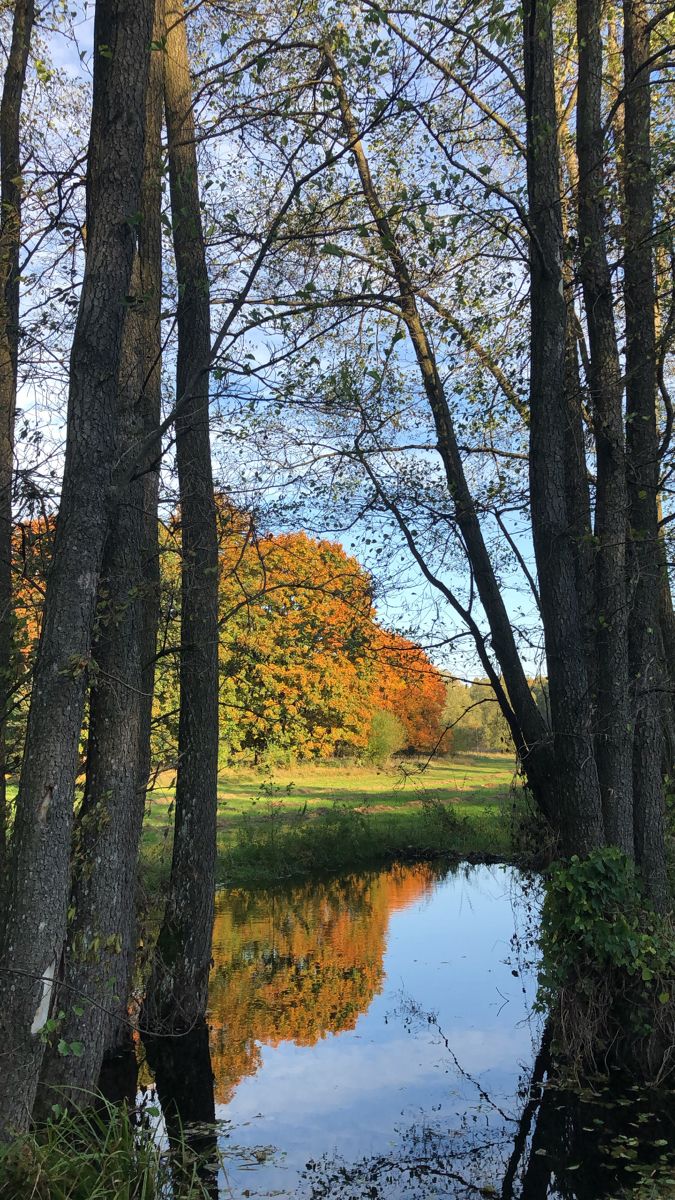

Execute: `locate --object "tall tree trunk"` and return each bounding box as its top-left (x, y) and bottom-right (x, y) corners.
top-left (143, 0), bottom-right (219, 1033)
top-left (656, 499), bottom-right (675, 773)
top-left (522, 0), bottom-right (604, 853)
top-left (562, 279), bottom-right (596, 698)
top-left (0, 0), bottom-right (36, 900)
top-left (622, 0), bottom-right (669, 908)
top-left (0, 0), bottom-right (153, 1135)
top-left (35, 12), bottom-right (164, 1113)
top-left (576, 0), bottom-right (632, 853)
top-left (322, 41), bottom-right (554, 813)
top-left (557, 106), bottom-right (597, 703)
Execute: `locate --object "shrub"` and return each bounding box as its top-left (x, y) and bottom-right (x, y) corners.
top-left (366, 710), bottom-right (406, 765)
top-left (537, 848), bottom-right (675, 1080)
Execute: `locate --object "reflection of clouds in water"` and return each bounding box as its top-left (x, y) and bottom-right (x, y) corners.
top-left (207, 862), bottom-right (443, 1102)
top-left (219, 1025), bottom-right (526, 1127)
top-left (204, 864), bottom-right (541, 1197)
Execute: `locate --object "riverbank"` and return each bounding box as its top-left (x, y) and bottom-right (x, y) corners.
top-left (140, 752), bottom-right (521, 888)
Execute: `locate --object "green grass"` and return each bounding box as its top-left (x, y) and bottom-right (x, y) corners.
top-left (141, 752), bottom-right (520, 887)
top-left (0, 1098), bottom-right (214, 1199)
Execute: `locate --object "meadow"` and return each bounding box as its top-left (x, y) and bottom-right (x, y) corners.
top-left (140, 752), bottom-right (521, 886)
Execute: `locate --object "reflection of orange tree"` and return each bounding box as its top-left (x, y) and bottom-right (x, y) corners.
top-left (208, 863), bottom-right (440, 1104)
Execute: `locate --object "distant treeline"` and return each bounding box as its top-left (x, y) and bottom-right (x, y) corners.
top-left (443, 677), bottom-right (549, 753)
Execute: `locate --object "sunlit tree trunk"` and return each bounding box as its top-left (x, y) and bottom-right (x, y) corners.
top-left (0, 0), bottom-right (153, 1135)
top-left (0, 0), bottom-right (35, 900)
top-left (143, 0), bottom-right (219, 1033)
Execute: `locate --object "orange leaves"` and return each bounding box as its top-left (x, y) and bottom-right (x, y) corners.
top-left (371, 632), bottom-right (450, 755)
top-left (207, 865), bottom-right (438, 1103)
top-left (216, 523), bottom-right (378, 759)
top-left (11, 503), bottom-right (451, 764)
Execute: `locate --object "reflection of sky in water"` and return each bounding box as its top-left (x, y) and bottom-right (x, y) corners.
top-left (211, 865), bottom-right (541, 1196)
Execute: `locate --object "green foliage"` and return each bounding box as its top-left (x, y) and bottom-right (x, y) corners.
top-left (539, 850), bottom-right (673, 1002)
top-left (366, 709), bottom-right (406, 765)
top-left (0, 1099), bottom-right (213, 1199)
top-left (537, 849), bottom-right (675, 1075)
top-left (442, 679), bottom-right (512, 752)
top-left (220, 795), bottom-right (509, 885)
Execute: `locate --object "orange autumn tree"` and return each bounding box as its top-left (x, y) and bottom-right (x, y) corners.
top-left (11, 504), bottom-right (451, 766)
top-left (372, 632), bottom-right (451, 755)
top-left (216, 515), bottom-right (379, 760)
top-left (213, 517), bottom-right (451, 760)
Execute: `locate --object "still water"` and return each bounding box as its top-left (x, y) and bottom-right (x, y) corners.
top-left (148, 863), bottom-right (675, 1198)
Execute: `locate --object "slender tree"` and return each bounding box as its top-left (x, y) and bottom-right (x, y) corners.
top-left (576, 0), bottom-right (632, 853)
top-left (0, 0), bottom-right (36, 891)
top-left (622, 0), bottom-right (669, 908)
top-left (143, 0), bottom-right (220, 1034)
top-left (323, 38), bottom-right (562, 829)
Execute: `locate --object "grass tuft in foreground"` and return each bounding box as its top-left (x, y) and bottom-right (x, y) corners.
top-left (0, 1098), bottom-right (214, 1200)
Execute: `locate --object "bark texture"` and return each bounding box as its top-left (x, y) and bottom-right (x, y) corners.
top-left (576, 0), bottom-right (632, 852)
top-left (36, 10), bottom-right (164, 1112)
top-left (522, 0), bottom-right (605, 853)
top-left (0, 0), bottom-right (36, 895)
top-left (622, 0), bottom-right (669, 908)
top-left (0, 0), bottom-right (153, 1135)
top-left (143, 0), bottom-right (219, 1034)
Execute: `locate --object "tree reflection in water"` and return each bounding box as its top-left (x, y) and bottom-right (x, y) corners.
top-left (207, 862), bottom-right (446, 1103)
top-left (144, 1023), bottom-right (219, 1199)
top-left (146, 864), bottom-right (675, 1199)
top-left (302, 1016), bottom-right (675, 1200)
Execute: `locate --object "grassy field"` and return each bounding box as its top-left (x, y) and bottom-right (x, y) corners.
top-left (141, 752), bottom-right (521, 886)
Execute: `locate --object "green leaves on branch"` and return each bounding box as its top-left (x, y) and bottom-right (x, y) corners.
top-left (537, 848), bottom-right (675, 1062)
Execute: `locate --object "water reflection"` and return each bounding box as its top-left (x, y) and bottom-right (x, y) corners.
top-left (148, 862), bottom-right (675, 1198)
top-left (144, 1024), bottom-right (219, 1197)
top-left (207, 862), bottom-right (445, 1103)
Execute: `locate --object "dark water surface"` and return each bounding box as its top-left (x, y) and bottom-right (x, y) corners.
top-left (147, 863), bottom-right (675, 1198)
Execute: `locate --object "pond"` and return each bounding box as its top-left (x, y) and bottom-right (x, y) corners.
top-left (146, 862), bottom-right (675, 1198)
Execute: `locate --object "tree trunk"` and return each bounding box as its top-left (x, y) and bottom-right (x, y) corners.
top-left (323, 40), bottom-right (554, 813)
top-left (0, 0), bottom-right (153, 1135)
top-left (622, 0), bottom-right (669, 909)
top-left (576, 0), bottom-right (632, 853)
top-left (143, 0), bottom-right (219, 1034)
top-left (562, 278), bottom-right (596, 701)
top-left (0, 0), bottom-right (36, 900)
top-left (656, 504), bottom-right (675, 773)
top-left (35, 11), bottom-right (164, 1113)
top-left (522, 0), bottom-right (604, 854)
